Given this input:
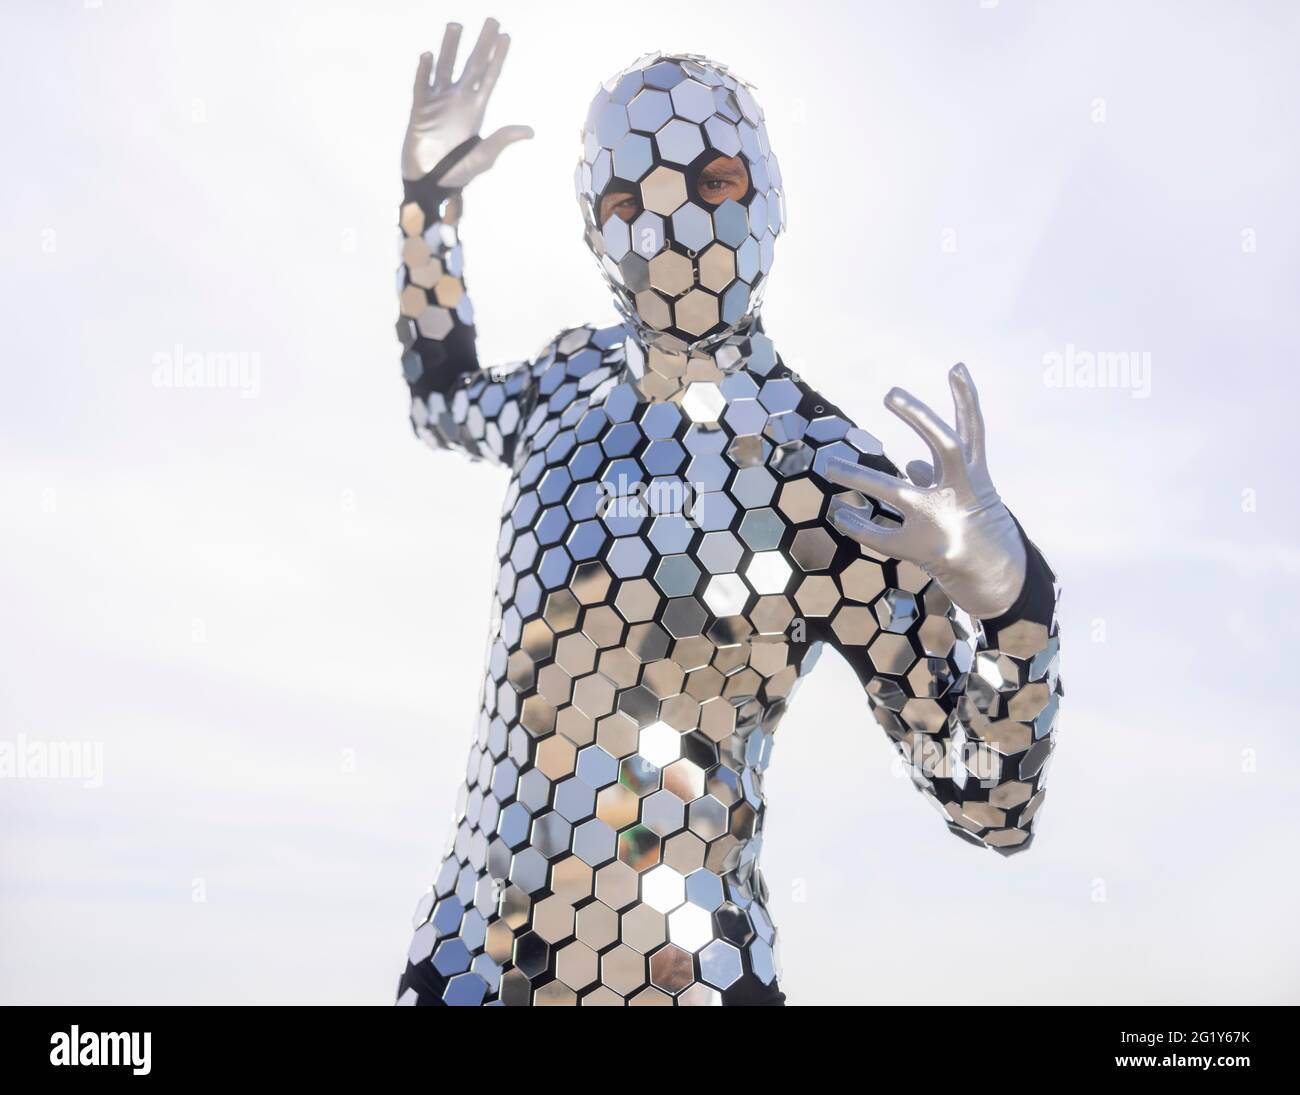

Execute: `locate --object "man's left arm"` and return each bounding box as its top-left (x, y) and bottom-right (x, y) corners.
top-left (814, 364), bottom-right (1063, 853)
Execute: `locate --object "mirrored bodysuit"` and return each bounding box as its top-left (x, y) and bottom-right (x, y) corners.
top-left (392, 52), bottom-right (1062, 1006)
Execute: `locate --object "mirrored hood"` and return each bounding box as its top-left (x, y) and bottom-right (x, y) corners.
top-left (576, 53), bottom-right (785, 350)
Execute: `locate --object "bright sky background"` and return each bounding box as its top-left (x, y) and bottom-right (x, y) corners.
top-left (1, 0), bottom-right (1297, 1003)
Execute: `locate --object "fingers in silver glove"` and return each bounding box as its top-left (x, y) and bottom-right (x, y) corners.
top-left (403, 18), bottom-right (531, 184)
top-left (820, 364), bottom-right (1027, 618)
top-left (947, 362), bottom-right (986, 465)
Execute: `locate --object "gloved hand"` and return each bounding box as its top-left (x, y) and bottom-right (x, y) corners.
top-left (402, 17), bottom-right (533, 186)
top-left (826, 363), bottom-right (1028, 620)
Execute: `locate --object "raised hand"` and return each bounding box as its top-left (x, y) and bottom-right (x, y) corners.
top-left (402, 18), bottom-right (533, 185)
top-left (826, 363), bottom-right (1028, 619)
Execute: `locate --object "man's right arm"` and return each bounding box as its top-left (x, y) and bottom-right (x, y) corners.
top-left (395, 18), bottom-right (534, 466)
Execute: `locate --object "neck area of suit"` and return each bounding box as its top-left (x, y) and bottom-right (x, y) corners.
top-left (620, 313), bottom-right (775, 403)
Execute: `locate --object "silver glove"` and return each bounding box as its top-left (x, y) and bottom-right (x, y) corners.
top-left (401, 18), bottom-right (533, 186)
top-left (826, 363), bottom-right (1028, 619)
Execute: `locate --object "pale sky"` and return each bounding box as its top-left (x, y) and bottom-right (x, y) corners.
top-left (1, 0), bottom-right (1296, 1003)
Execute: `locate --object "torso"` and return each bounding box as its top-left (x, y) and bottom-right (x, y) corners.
top-left (404, 322), bottom-right (897, 1005)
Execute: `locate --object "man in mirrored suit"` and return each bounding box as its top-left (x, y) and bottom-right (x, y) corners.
top-left (393, 18), bottom-right (1061, 1006)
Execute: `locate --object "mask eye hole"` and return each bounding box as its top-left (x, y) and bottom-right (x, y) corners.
top-left (599, 188), bottom-right (641, 225)
top-left (695, 154), bottom-right (750, 206)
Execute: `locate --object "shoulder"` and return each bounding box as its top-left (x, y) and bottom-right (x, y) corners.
top-left (785, 374), bottom-right (896, 481)
top-left (528, 324), bottom-right (626, 380)
top-left (519, 323), bottom-right (628, 434)
top-left (717, 334), bottom-right (896, 482)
